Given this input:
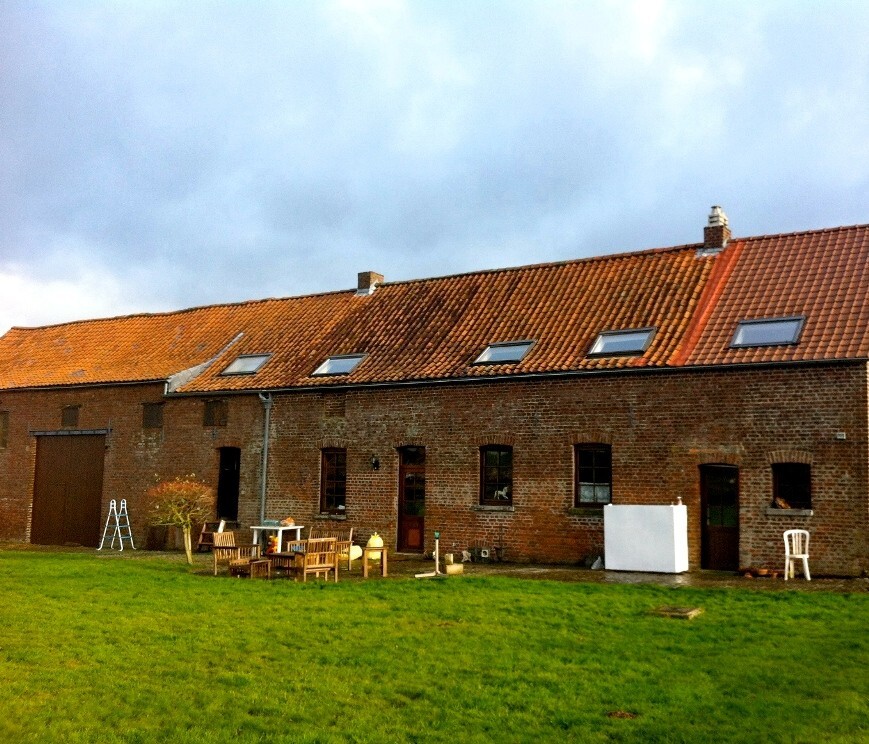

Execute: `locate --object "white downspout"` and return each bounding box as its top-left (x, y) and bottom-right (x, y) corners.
top-left (258, 392), bottom-right (273, 524)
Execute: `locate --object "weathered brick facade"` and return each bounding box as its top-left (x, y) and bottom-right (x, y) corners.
top-left (2, 216), bottom-right (866, 575)
top-left (3, 362), bottom-right (865, 575)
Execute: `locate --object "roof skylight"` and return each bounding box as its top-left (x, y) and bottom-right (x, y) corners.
top-left (473, 341), bottom-right (534, 365)
top-left (312, 354), bottom-right (366, 376)
top-left (731, 317), bottom-right (805, 348)
top-left (220, 354), bottom-right (271, 375)
top-left (588, 328), bottom-right (655, 357)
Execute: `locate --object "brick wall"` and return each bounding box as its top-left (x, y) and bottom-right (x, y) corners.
top-left (0, 383), bottom-right (266, 546)
top-left (1, 363), bottom-right (866, 575)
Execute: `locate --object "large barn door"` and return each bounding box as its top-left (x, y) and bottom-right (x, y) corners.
top-left (31, 434), bottom-right (106, 547)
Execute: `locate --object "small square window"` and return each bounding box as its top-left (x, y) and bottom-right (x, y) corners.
top-left (589, 328), bottom-right (655, 357)
top-left (312, 354), bottom-right (365, 376)
top-left (480, 445), bottom-right (513, 505)
top-left (221, 354), bottom-right (271, 375)
top-left (772, 463), bottom-right (811, 510)
top-left (142, 402), bottom-right (164, 430)
top-left (204, 399), bottom-right (228, 427)
top-left (731, 317), bottom-right (804, 348)
top-left (473, 341), bottom-right (534, 365)
top-left (61, 405), bottom-right (80, 428)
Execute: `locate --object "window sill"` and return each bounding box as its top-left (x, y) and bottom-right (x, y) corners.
top-left (315, 513), bottom-right (348, 521)
top-left (765, 507), bottom-right (813, 517)
top-left (568, 507), bottom-right (605, 517)
top-left (472, 505), bottom-right (515, 513)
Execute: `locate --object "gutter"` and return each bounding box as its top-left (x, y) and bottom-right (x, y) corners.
top-left (258, 392), bottom-right (273, 524)
top-left (164, 357), bottom-right (869, 398)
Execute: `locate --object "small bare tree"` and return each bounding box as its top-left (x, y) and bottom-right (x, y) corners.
top-left (145, 475), bottom-right (214, 565)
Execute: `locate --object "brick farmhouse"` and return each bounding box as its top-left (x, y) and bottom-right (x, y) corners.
top-left (0, 208), bottom-right (866, 575)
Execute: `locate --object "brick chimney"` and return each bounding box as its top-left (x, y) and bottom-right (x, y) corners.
top-left (356, 271), bottom-right (384, 296)
top-left (702, 205), bottom-right (731, 253)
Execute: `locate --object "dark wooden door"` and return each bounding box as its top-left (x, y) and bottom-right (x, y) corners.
top-left (217, 447), bottom-right (241, 521)
top-left (32, 434), bottom-right (106, 547)
top-left (700, 464), bottom-right (740, 570)
top-left (398, 447), bottom-right (425, 552)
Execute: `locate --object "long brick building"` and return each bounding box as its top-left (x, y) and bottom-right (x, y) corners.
top-left (0, 208), bottom-right (866, 575)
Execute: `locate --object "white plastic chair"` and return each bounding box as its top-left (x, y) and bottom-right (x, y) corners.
top-left (783, 529), bottom-right (810, 581)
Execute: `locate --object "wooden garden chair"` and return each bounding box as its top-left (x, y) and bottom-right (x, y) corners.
top-left (212, 531), bottom-right (260, 576)
top-left (197, 519), bottom-right (240, 552)
top-left (297, 537), bottom-right (338, 582)
top-left (308, 527), bottom-right (356, 571)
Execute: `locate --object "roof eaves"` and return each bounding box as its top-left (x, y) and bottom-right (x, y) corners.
top-left (167, 356), bottom-right (869, 397)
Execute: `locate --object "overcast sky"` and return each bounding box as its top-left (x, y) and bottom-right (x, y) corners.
top-left (1, 0), bottom-right (867, 335)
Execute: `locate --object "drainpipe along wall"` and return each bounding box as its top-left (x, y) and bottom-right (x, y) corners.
top-left (258, 392), bottom-right (273, 524)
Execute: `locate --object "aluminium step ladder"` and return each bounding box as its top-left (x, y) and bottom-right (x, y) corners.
top-left (97, 499), bottom-right (136, 551)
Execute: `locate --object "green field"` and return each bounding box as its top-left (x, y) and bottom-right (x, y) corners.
top-left (0, 550), bottom-right (866, 743)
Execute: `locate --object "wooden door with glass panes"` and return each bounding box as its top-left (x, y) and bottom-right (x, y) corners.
top-left (398, 447), bottom-right (425, 552)
top-left (700, 464), bottom-right (740, 570)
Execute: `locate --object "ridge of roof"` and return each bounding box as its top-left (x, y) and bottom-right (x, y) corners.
top-left (373, 223), bottom-right (867, 290)
top-left (378, 241), bottom-right (705, 289)
top-left (6, 286), bottom-right (358, 333)
top-left (12, 223), bottom-right (863, 335)
top-left (736, 222), bottom-right (869, 243)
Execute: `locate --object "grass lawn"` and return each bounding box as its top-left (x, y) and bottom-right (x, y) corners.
top-left (0, 551), bottom-right (866, 743)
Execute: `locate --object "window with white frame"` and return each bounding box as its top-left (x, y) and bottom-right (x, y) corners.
top-left (731, 317), bottom-right (804, 348)
top-left (473, 341), bottom-right (534, 365)
top-left (312, 354), bottom-right (366, 376)
top-left (588, 328), bottom-right (655, 357)
top-left (221, 354), bottom-right (271, 375)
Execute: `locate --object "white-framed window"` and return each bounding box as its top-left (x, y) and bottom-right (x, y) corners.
top-left (312, 354), bottom-right (366, 376)
top-left (588, 328), bottom-right (655, 356)
top-left (731, 317), bottom-right (805, 347)
top-left (221, 354), bottom-right (271, 375)
top-left (473, 341), bottom-right (534, 365)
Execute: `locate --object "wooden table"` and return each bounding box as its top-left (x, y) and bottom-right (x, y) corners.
top-left (362, 546), bottom-right (388, 578)
top-left (267, 552), bottom-right (301, 577)
top-left (229, 558), bottom-right (272, 579)
top-left (250, 524), bottom-right (304, 553)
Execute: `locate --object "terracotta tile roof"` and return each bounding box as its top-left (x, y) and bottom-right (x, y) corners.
top-left (0, 222), bottom-right (865, 393)
top-left (0, 292), bottom-right (361, 390)
top-left (179, 244), bottom-right (715, 392)
top-left (679, 224), bottom-right (869, 366)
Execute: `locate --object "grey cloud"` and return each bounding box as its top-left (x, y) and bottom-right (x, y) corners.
top-left (1, 0), bottom-right (867, 328)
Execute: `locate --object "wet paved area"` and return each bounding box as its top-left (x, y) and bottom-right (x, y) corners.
top-left (5, 543), bottom-right (867, 592)
top-left (382, 554), bottom-right (869, 593)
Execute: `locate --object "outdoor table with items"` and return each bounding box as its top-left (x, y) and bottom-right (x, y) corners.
top-left (250, 523), bottom-right (304, 553)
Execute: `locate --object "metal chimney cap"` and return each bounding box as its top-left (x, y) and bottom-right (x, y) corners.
top-left (708, 205), bottom-right (729, 228)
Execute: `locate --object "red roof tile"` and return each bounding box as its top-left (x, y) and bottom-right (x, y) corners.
top-left (680, 225), bottom-right (869, 366)
top-left (180, 244), bottom-right (715, 392)
top-left (0, 222), bottom-right (865, 393)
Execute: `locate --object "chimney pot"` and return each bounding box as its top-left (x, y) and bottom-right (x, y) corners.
top-left (356, 271), bottom-right (384, 295)
top-left (702, 205), bottom-right (731, 253)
